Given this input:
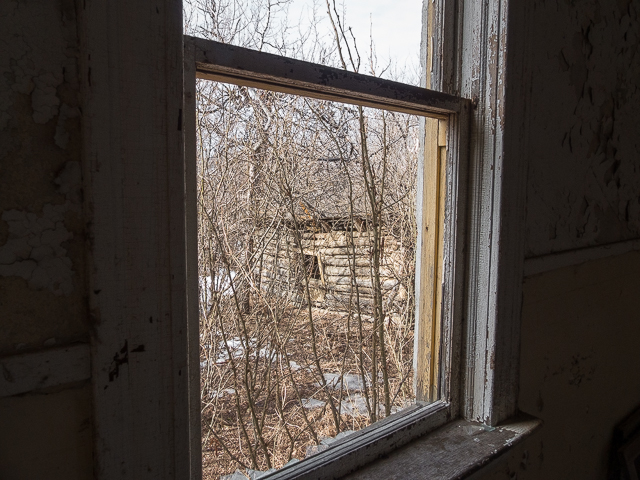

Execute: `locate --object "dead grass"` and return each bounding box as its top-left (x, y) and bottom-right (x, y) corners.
top-left (200, 304), bottom-right (414, 479)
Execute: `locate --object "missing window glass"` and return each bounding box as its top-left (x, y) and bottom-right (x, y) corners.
top-left (184, 35), bottom-right (467, 480)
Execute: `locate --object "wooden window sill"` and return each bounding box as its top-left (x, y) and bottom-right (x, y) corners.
top-left (342, 414), bottom-right (541, 480)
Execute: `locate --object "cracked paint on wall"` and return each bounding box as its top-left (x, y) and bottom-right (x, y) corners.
top-left (0, 0), bottom-right (87, 354)
top-left (0, 162), bottom-right (81, 296)
top-left (0, 207), bottom-right (73, 295)
top-left (523, 0), bottom-right (640, 257)
top-left (0, 1), bottom-right (80, 131)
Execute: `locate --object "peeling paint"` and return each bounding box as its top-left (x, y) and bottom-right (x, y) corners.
top-left (0, 161), bottom-right (81, 296)
top-left (0, 206), bottom-right (74, 295)
top-left (54, 103), bottom-right (79, 149)
top-left (0, 0), bottom-right (84, 356)
top-left (0, 0), bottom-right (75, 130)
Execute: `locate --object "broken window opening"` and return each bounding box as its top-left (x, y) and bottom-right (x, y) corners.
top-left (185, 35), bottom-right (467, 480)
top-left (303, 254), bottom-right (321, 281)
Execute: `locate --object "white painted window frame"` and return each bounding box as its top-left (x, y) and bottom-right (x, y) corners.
top-left (82, 0), bottom-right (525, 477)
top-left (183, 35), bottom-right (471, 479)
top-left (434, 0), bottom-right (527, 426)
top-left (179, 0), bottom-right (531, 472)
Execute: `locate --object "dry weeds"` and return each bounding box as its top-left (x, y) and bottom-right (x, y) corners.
top-left (200, 303), bottom-right (414, 479)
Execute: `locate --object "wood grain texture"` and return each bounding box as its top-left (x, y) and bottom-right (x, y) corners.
top-left (82, 2), bottom-right (194, 478)
top-left (427, 0), bottom-right (528, 425)
top-left (0, 344), bottom-right (90, 397)
top-left (415, 118), bottom-right (446, 402)
top-left (344, 415), bottom-right (541, 480)
top-left (187, 36), bottom-right (462, 118)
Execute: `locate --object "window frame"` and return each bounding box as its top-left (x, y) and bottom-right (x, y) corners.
top-left (84, 0), bottom-right (528, 476)
top-left (183, 34), bottom-right (471, 479)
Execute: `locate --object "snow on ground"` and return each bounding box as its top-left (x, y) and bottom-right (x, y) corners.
top-left (301, 398), bottom-right (326, 410)
top-left (200, 337), bottom-right (279, 367)
top-left (321, 372), bottom-right (366, 391)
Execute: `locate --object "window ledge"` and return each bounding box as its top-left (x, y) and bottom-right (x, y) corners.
top-left (343, 414), bottom-right (542, 480)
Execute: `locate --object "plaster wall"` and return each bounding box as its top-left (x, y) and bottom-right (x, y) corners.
top-left (0, 1), bottom-right (92, 478)
top-left (0, 385), bottom-right (93, 480)
top-left (480, 0), bottom-right (640, 476)
top-left (0, 0), bottom-right (88, 354)
top-left (523, 0), bottom-right (640, 257)
top-left (480, 251), bottom-right (640, 479)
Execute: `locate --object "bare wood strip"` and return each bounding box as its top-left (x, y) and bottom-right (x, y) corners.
top-left (415, 117), bottom-right (443, 402)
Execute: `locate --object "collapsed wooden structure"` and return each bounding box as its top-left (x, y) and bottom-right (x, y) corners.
top-left (255, 218), bottom-right (409, 313)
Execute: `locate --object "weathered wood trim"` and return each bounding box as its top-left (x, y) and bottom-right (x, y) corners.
top-left (439, 102), bottom-right (471, 420)
top-left (184, 38), bottom-right (204, 480)
top-left (186, 36), bottom-right (462, 118)
top-left (82, 1), bottom-right (192, 478)
top-left (344, 414), bottom-right (542, 480)
top-left (523, 239), bottom-right (640, 277)
top-left (427, 0), bottom-right (528, 425)
top-left (263, 402), bottom-right (451, 480)
top-left (460, 0), bottom-right (525, 425)
top-left (0, 344), bottom-right (90, 397)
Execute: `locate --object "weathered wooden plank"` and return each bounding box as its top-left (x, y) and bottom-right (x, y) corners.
top-left (414, 117), bottom-right (444, 402)
top-left (259, 270), bottom-right (299, 284)
top-left (258, 267), bottom-right (299, 281)
top-left (322, 265), bottom-right (396, 277)
top-left (324, 288), bottom-right (376, 299)
top-left (315, 247), bottom-right (370, 256)
top-left (83, 2), bottom-right (192, 478)
top-left (319, 257), bottom-right (375, 268)
top-left (258, 234), bottom-right (398, 252)
top-left (322, 275), bottom-right (398, 288)
top-left (344, 415), bottom-right (542, 480)
top-left (257, 256), bottom-right (300, 271)
top-left (264, 402), bottom-right (451, 480)
top-left (301, 231), bottom-right (400, 244)
top-left (0, 344), bottom-right (90, 397)
top-left (188, 36), bottom-right (462, 118)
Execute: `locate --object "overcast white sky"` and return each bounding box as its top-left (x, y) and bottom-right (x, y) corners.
top-left (284, 0), bottom-right (423, 80)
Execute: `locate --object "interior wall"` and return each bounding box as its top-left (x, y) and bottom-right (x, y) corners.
top-left (0, 0), bottom-right (87, 354)
top-left (0, 385), bottom-right (93, 479)
top-left (522, 0), bottom-right (640, 257)
top-left (0, 1), bottom-right (92, 478)
top-left (480, 0), bottom-right (640, 477)
top-left (481, 251), bottom-right (640, 479)
top-left (3, 0), bottom-right (191, 477)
